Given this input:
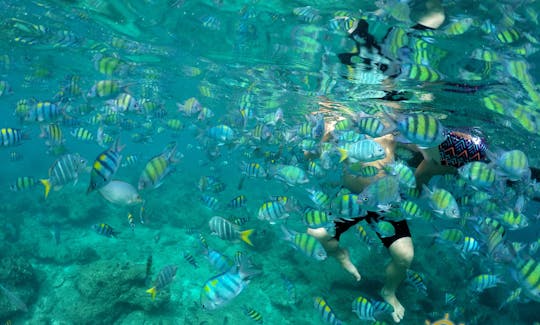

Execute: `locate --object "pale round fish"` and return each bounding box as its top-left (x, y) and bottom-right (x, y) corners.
top-left (273, 165), bottom-right (309, 185)
top-left (98, 180), bottom-right (143, 206)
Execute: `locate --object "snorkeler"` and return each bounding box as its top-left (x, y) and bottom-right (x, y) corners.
top-left (308, 125), bottom-right (491, 323)
top-left (309, 3), bottom-right (485, 322)
top-left (312, 2), bottom-right (540, 322)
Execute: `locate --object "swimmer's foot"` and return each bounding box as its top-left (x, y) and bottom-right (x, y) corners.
top-left (380, 287), bottom-right (405, 323)
top-left (334, 247), bottom-right (361, 281)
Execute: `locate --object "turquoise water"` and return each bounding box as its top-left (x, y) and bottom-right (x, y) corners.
top-left (1, 0), bottom-right (540, 324)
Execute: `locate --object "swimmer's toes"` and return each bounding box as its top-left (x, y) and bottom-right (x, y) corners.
top-left (392, 304), bottom-right (405, 323)
top-left (380, 290), bottom-right (405, 323)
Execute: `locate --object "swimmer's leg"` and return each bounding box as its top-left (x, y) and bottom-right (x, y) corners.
top-left (380, 236), bottom-right (414, 323)
top-left (307, 227), bottom-right (361, 281)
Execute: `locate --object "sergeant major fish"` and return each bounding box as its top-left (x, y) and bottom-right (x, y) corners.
top-left (1, 128), bottom-right (27, 147)
top-left (10, 176), bottom-right (39, 192)
top-left (200, 235), bottom-right (234, 273)
top-left (272, 164), bottom-right (309, 186)
top-left (357, 175), bottom-right (401, 212)
top-left (458, 161), bottom-right (497, 190)
top-left (488, 149), bottom-right (530, 181)
top-left (281, 226), bottom-right (327, 261)
top-left (258, 199), bottom-right (289, 224)
top-left (512, 256), bottom-right (540, 302)
top-left (200, 261), bottom-right (261, 310)
top-left (177, 97), bottom-right (202, 116)
top-left (242, 305), bottom-right (264, 324)
top-left (208, 216), bottom-right (254, 246)
top-left (314, 296), bottom-right (344, 325)
top-left (422, 185), bottom-right (460, 219)
top-left (92, 223), bottom-right (118, 238)
top-left (87, 80), bottom-right (123, 99)
top-left (25, 101), bottom-right (62, 123)
top-left (391, 113), bottom-right (447, 149)
top-left (138, 141), bottom-right (179, 190)
top-left (146, 265), bottom-right (178, 300)
top-left (337, 139), bottom-right (386, 163)
top-left (207, 124), bottom-right (235, 144)
top-left (40, 153), bottom-right (88, 198)
top-left (87, 138), bottom-right (124, 193)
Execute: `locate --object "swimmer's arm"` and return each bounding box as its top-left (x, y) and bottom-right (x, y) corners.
top-left (414, 146), bottom-right (455, 187)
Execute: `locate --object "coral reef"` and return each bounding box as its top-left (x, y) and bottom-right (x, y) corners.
top-left (0, 255), bottom-right (39, 319)
top-left (60, 260), bottom-right (164, 323)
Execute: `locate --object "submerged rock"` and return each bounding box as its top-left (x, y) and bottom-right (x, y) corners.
top-left (66, 260), bottom-right (163, 323)
top-left (0, 256), bottom-right (39, 319)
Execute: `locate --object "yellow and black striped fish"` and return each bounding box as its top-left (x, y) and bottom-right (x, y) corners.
top-left (208, 216), bottom-right (254, 246)
top-left (94, 55), bottom-right (128, 76)
top-left (0, 128), bottom-right (25, 147)
top-left (128, 213), bottom-right (135, 232)
top-left (111, 92), bottom-right (139, 112)
top-left (10, 176), bottom-right (38, 192)
top-left (71, 127), bottom-right (94, 142)
top-left (41, 153), bottom-right (87, 198)
top-left (138, 142), bottom-right (178, 190)
top-left (91, 223), bottom-right (118, 238)
top-left (40, 123), bottom-right (63, 146)
top-left (404, 63), bottom-right (443, 82)
top-left (87, 138), bottom-right (124, 193)
top-left (242, 305), bottom-right (263, 323)
top-left (314, 296), bottom-right (343, 325)
top-left (146, 265), bottom-right (177, 300)
top-left (394, 113), bottom-right (447, 149)
top-left (228, 194), bottom-right (247, 208)
top-left (87, 80), bottom-right (122, 98)
top-left (496, 27), bottom-right (520, 44)
top-left (27, 101), bottom-right (61, 122)
top-left (183, 252), bottom-right (198, 269)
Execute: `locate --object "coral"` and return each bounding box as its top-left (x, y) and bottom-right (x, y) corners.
top-left (0, 256), bottom-right (36, 286)
top-left (34, 242), bottom-right (99, 266)
top-left (0, 256), bottom-right (39, 319)
top-left (60, 260), bottom-right (165, 323)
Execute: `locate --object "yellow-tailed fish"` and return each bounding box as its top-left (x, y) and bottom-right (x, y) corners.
top-left (40, 153), bottom-right (87, 198)
top-left (209, 216), bottom-right (254, 246)
top-left (146, 265), bottom-right (177, 300)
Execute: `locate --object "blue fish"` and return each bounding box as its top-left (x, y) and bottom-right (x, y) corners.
top-left (92, 223), bottom-right (118, 238)
top-left (200, 263), bottom-right (261, 310)
top-left (87, 138), bottom-right (124, 193)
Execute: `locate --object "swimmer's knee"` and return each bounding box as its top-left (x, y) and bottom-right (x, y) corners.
top-left (307, 227), bottom-right (331, 240)
top-left (397, 248), bottom-right (414, 268)
top-left (389, 237), bottom-right (414, 268)
top-left (390, 251), bottom-right (413, 269)
top-left (308, 227), bottom-right (340, 253)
